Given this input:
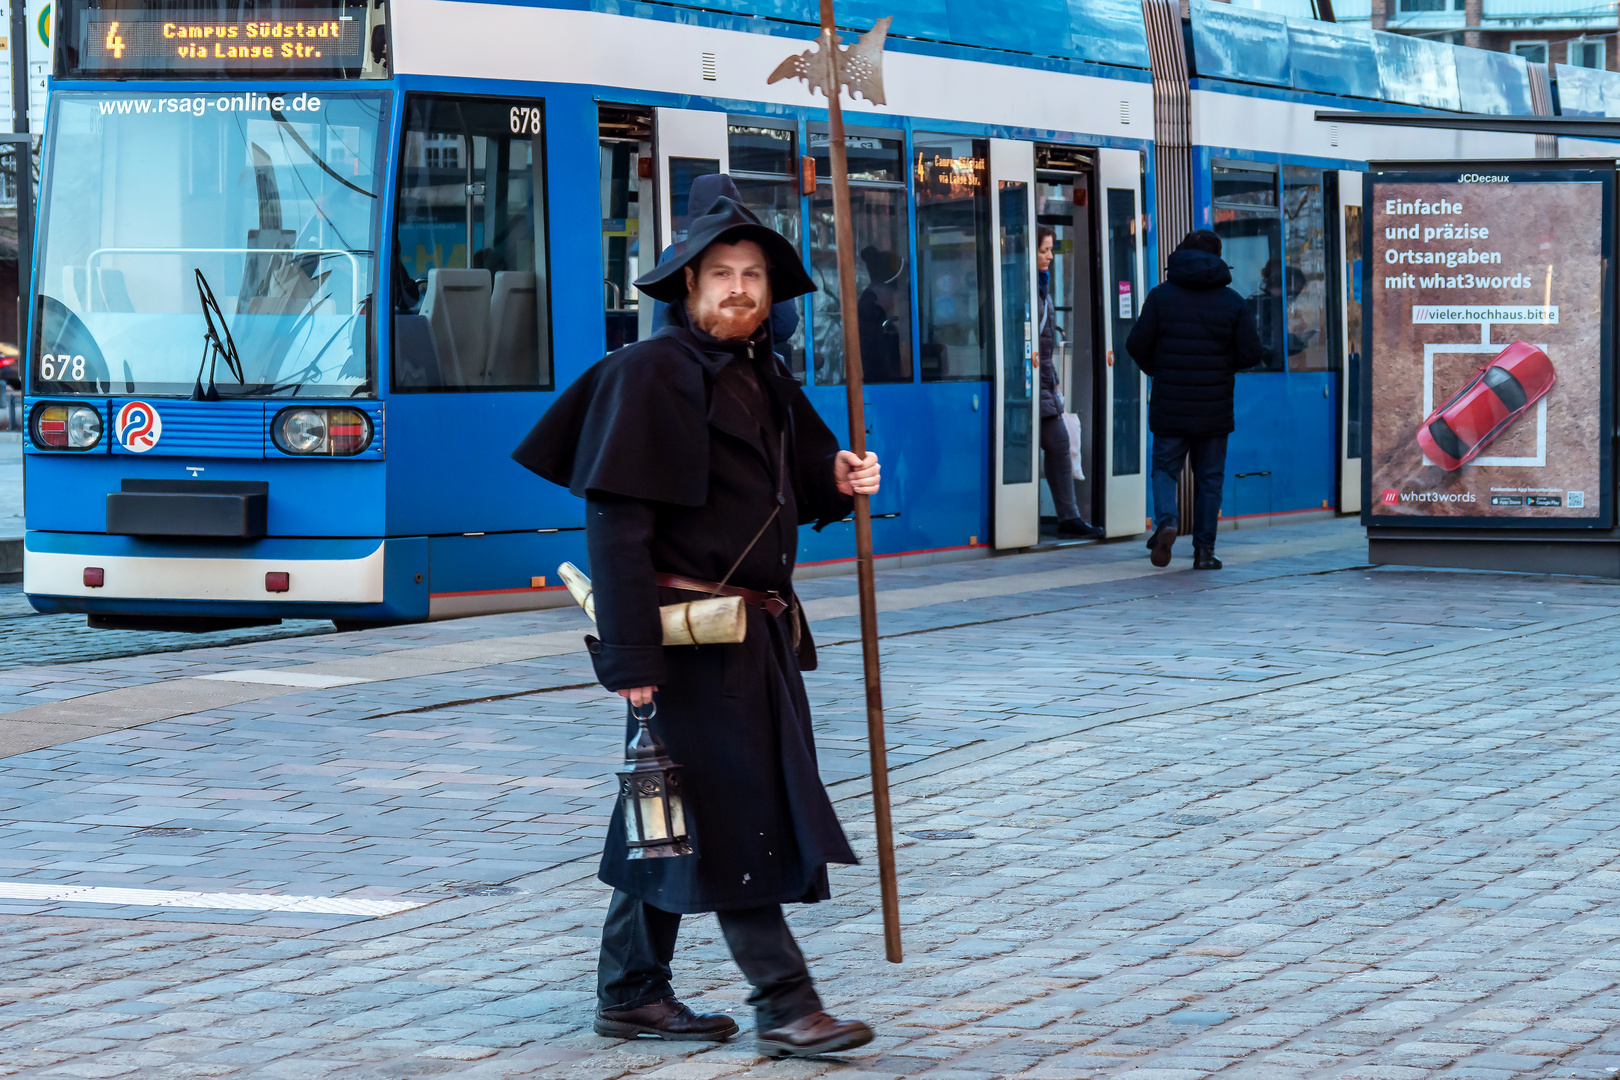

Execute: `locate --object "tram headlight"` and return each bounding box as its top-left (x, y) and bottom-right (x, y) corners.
top-left (272, 406), bottom-right (373, 457)
top-left (31, 403), bottom-right (103, 450)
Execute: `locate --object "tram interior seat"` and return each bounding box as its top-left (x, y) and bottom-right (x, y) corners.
top-left (90, 268), bottom-right (134, 313)
top-left (393, 314), bottom-right (444, 388)
top-left (422, 268), bottom-right (492, 385)
top-left (485, 271), bottom-right (538, 386)
top-left (397, 268), bottom-right (540, 388)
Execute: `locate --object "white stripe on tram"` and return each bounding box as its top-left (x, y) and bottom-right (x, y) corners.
top-left (0, 881), bottom-right (427, 917)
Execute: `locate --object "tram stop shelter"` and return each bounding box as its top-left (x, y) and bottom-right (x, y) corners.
top-left (1327, 110), bottom-right (1620, 577)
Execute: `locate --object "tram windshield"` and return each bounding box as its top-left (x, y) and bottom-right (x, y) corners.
top-left (33, 90), bottom-right (385, 398)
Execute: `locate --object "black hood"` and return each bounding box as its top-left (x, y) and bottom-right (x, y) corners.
top-left (635, 196), bottom-right (816, 304)
top-left (687, 173), bottom-right (743, 218)
top-left (1167, 248), bottom-right (1233, 291)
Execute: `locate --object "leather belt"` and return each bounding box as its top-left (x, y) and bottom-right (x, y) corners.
top-left (656, 573), bottom-right (789, 617)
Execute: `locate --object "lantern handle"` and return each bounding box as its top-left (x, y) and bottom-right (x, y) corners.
top-left (630, 701), bottom-right (658, 723)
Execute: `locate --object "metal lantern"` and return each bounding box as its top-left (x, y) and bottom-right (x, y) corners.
top-left (617, 703), bottom-right (692, 859)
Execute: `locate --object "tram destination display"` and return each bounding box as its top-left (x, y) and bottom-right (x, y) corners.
top-left (60, 0), bottom-right (371, 77)
top-left (1363, 163), bottom-right (1614, 528)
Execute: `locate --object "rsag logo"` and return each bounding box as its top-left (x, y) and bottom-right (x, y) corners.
top-left (115, 401), bottom-right (162, 453)
top-left (1381, 489), bottom-right (1399, 505)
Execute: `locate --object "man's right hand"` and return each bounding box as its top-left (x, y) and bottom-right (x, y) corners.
top-left (617, 686), bottom-right (657, 707)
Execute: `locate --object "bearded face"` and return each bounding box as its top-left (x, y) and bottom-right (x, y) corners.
top-left (684, 239), bottom-right (772, 342)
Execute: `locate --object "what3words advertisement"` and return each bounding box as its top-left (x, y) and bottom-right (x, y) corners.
top-left (1364, 166), bottom-right (1612, 527)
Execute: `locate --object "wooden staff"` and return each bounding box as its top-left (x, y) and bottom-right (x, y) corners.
top-left (769, 4), bottom-right (902, 963)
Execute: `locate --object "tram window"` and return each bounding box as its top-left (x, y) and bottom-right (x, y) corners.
top-left (729, 125), bottom-right (794, 176)
top-left (807, 129), bottom-right (911, 384)
top-left (1107, 188), bottom-right (1141, 476)
top-left (914, 134), bottom-right (992, 382)
top-left (393, 95), bottom-right (553, 392)
top-left (1000, 180), bottom-right (1034, 484)
top-left (601, 105), bottom-right (654, 352)
top-left (1212, 165), bottom-right (1285, 374)
top-left (670, 158), bottom-right (721, 245)
top-left (810, 132), bottom-right (903, 183)
top-left (729, 123), bottom-right (806, 379)
top-left (33, 91), bottom-right (384, 398)
top-left (1282, 166), bottom-right (1330, 374)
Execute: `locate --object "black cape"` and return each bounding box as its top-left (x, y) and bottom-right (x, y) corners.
top-left (512, 310), bottom-right (857, 913)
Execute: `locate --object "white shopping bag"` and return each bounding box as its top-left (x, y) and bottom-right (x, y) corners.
top-left (1062, 412), bottom-right (1084, 481)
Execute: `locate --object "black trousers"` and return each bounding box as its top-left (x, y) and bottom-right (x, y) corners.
top-left (597, 889), bottom-right (822, 1030)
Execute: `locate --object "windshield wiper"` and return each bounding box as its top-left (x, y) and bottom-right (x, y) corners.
top-left (192, 269), bottom-right (246, 401)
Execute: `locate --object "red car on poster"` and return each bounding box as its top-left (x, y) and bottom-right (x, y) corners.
top-left (1417, 341), bottom-right (1556, 471)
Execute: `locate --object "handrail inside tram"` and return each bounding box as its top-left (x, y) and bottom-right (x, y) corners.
top-left (84, 247), bottom-right (371, 313)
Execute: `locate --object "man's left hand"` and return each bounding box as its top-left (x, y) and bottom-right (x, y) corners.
top-left (835, 450), bottom-right (881, 497)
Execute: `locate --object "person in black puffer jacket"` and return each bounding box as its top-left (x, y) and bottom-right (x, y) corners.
top-left (1126, 230), bottom-right (1270, 571)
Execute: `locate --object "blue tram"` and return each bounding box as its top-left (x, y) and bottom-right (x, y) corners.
top-left (15, 0), bottom-right (1568, 628)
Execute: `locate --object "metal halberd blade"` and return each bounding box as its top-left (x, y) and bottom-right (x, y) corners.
top-left (767, 16), bottom-right (891, 105)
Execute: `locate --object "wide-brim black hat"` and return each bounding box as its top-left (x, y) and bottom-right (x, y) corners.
top-left (635, 196), bottom-right (815, 304)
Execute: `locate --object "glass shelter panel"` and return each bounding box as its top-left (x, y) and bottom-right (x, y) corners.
top-left (34, 90), bottom-right (385, 398)
top-left (729, 123), bottom-right (805, 378)
top-left (1344, 201), bottom-right (1363, 459)
top-left (1213, 164), bottom-right (1284, 373)
top-left (1000, 180), bottom-right (1032, 484)
top-left (1108, 187), bottom-right (1140, 475)
top-left (393, 96), bottom-right (552, 391)
top-left (1282, 165), bottom-right (1329, 372)
top-left (914, 134), bottom-right (991, 382)
top-left (808, 129), bottom-right (910, 385)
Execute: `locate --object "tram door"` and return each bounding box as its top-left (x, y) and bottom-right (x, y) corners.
top-left (1099, 149), bottom-right (1147, 537)
top-left (1035, 147), bottom-right (1101, 534)
top-left (990, 139), bottom-right (1039, 549)
top-left (655, 108), bottom-right (728, 258)
top-left (1336, 169), bottom-right (1364, 513)
top-left (599, 105), bottom-right (656, 350)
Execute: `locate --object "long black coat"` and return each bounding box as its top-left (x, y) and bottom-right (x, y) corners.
top-left (1125, 249), bottom-right (1271, 437)
top-left (512, 308), bottom-right (857, 914)
top-left (1038, 278), bottom-right (1062, 419)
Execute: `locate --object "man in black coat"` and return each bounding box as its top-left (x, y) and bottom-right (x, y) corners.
top-left (511, 197), bottom-right (881, 1059)
top-left (1125, 229), bottom-right (1269, 570)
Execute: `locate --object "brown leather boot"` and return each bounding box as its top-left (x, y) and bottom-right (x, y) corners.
top-left (594, 997), bottom-right (738, 1041)
top-left (756, 1010), bottom-right (874, 1058)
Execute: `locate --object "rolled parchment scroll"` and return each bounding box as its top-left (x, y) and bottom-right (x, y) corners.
top-left (557, 563), bottom-right (747, 646)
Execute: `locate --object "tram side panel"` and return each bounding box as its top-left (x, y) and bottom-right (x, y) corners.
top-left (381, 81), bottom-right (601, 616)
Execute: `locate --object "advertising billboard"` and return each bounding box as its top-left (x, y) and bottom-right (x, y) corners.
top-left (1363, 163), bottom-right (1613, 528)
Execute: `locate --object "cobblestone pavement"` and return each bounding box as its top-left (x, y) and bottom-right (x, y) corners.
top-left (0, 518), bottom-right (1618, 1079)
top-left (0, 583), bottom-right (334, 673)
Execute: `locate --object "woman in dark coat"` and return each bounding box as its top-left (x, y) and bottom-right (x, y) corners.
top-left (511, 197), bottom-right (880, 1059)
top-left (1036, 226), bottom-right (1102, 539)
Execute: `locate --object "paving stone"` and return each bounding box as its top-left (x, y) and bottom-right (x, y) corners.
top-left (0, 522), bottom-right (1616, 1077)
